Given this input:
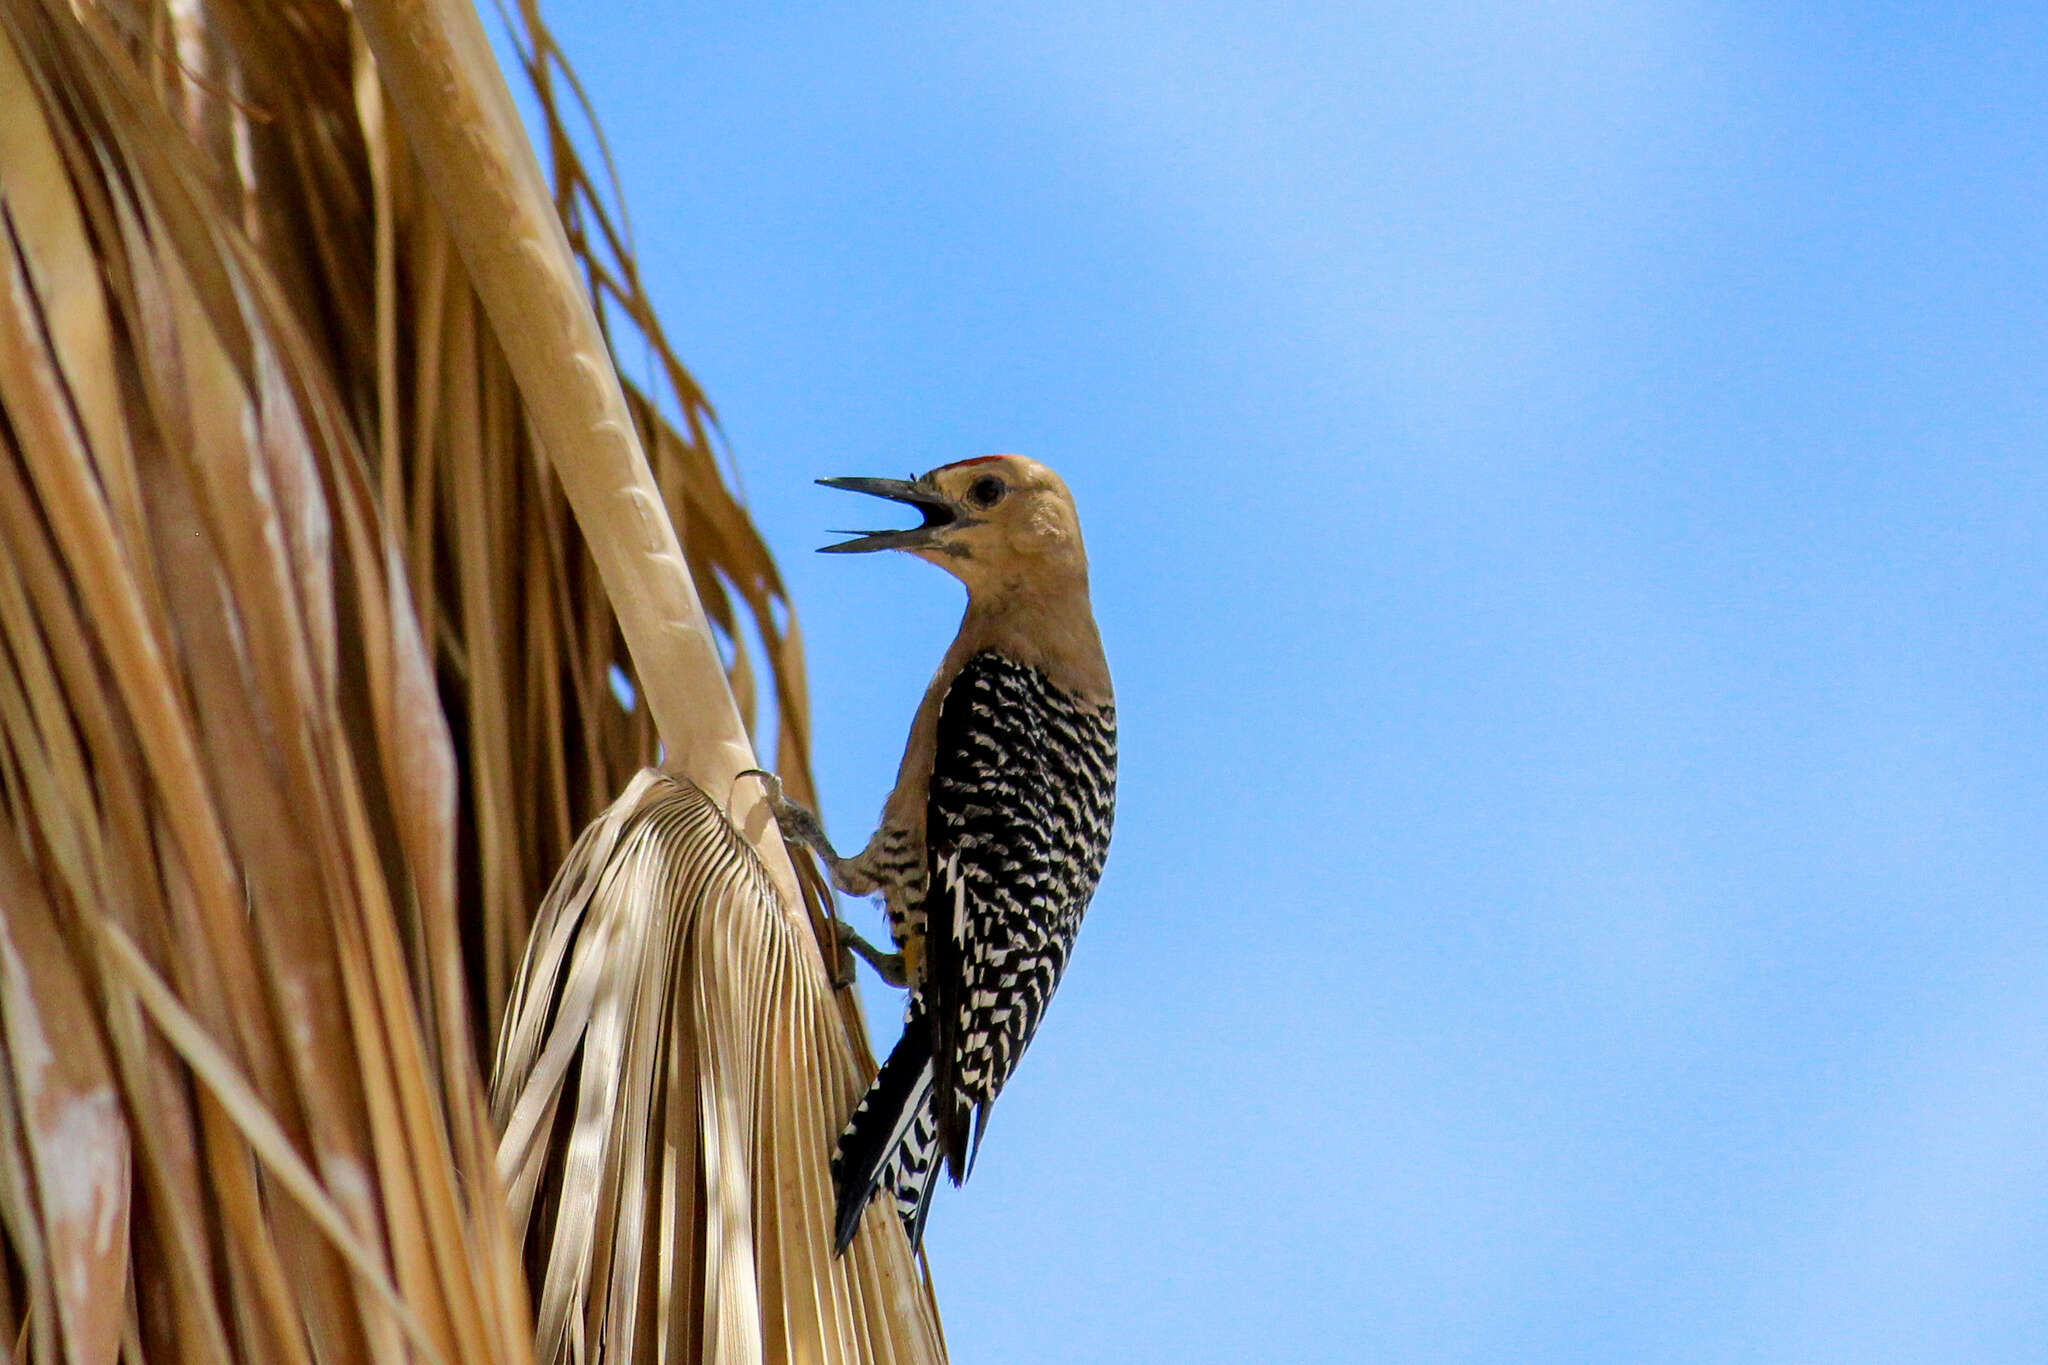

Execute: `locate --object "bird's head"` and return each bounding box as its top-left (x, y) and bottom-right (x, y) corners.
top-left (818, 455), bottom-right (1089, 594)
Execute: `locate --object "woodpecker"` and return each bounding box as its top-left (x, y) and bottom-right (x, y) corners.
top-left (766, 454), bottom-right (1116, 1253)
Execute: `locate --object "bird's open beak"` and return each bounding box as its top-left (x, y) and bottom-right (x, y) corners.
top-left (816, 476), bottom-right (961, 554)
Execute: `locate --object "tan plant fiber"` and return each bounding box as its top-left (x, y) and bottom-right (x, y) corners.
top-left (0, 0), bottom-right (944, 1360)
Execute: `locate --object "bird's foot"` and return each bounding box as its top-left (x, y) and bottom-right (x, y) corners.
top-left (738, 768), bottom-right (839, 859)
top-left (822, 924), bottom-right (857, 988)
top-left (832, 920), bottom-right (910, 990)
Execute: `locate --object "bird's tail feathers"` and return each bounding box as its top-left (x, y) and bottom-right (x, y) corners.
top-left (833, 1018), bottom-right (938, 1253)
top-left (883, 1103), bottom-right (944, 1250)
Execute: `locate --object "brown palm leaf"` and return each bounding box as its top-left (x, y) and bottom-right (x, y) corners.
top-left (0, 0), bottom-right (944, 1359)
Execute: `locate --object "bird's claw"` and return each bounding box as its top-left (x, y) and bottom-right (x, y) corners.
top-left (833, 920), bottom-right (910, 989)
top-left (741, 771), bottom-right (879, 984)
top-left (739, 768), bottom-right (834, 853)
top-left (825, 923), bottom-right (858, 989)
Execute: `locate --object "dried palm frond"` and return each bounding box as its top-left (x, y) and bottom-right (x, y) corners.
top-left (0, 0), bottom-right (946, 1358)
top-left (0, 4), bottom-right (527, 1360)
top-left (491, 774), bottom-right (942, 1363)
top-left (352, 0), bottom-right (946, 1355)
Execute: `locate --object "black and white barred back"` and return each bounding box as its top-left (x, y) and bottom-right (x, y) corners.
top-left (927, 653), bottom-right (1118, 1133)
top-left (833, 650), bottom-right (1117, 1251)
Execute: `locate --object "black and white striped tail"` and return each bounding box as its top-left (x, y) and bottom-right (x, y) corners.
top-left (833, 1011), bottom-right (945, 1253)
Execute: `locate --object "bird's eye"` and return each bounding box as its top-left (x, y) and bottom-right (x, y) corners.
top-left (968, 476), bottom-right (1007, 509)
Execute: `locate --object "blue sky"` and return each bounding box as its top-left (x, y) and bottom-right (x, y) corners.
top-left (507, 4), bottom-right (2048, 1359)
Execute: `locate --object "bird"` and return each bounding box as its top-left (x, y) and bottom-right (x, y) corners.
top-left (762, 454), bottom-right (1116, 1253)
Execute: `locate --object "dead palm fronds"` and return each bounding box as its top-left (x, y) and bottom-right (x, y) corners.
top-left (0, 0), bottom-right (944, 1360)
top-left (490, 773), bottom-right (943, 1362)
